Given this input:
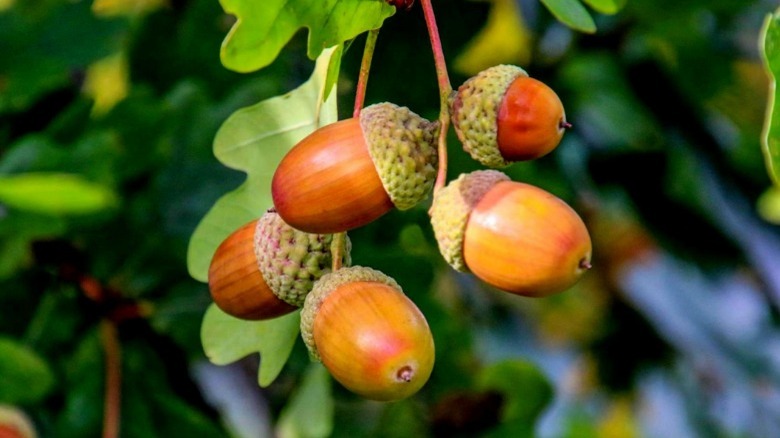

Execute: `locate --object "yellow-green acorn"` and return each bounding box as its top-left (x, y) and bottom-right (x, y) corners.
top-left (300, 266), bottom-right (435, 401)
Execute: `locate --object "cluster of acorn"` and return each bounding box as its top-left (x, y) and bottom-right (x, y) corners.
top-left (207, 65), bottom-right (592, 401)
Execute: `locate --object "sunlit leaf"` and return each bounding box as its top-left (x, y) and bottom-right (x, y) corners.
top-left (0, 173), bottom-right (118, 215)
top-left (757, 186), bottom-right (780, 224)
top-left (454, 0), bottom-right (532, 75)
top-left (0, 337), bottom-right (55, 404)
top-left (82, 52), bottom-right (129, 116)
top-left (218, 0), bottom-right (393, 72)
top-left (0, 0), bottom-right (14, 12)
top-left (277, 364), bottom-right (333, 438)
top-left (201, 305), bottom-right (300, 387)
top-left (540, 0), bottom-right (596, 34)
top-left (91, 0), bottom-right (166, 17)
top-left (761, 8), bottom-right (780, 187)
top-left (187, 47), bottom-right (339, 283)
top-left (596, 396), bottom-right (640, 438)
top-left (581, 0), bottom-right (626, 15)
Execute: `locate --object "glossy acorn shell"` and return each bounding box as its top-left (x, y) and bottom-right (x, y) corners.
top-left (463, 181), bottom-right (591, 296)
top-left (496, 76), bottom-right (567, 161)
top-left (311, 280), bottom-right (435, 401)
top-left (272, 118), bottom-right (394, 234)
top-left (208, 220), bottom-right (297, 320)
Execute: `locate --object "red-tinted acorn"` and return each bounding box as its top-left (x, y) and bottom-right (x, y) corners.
top-left (272, 103), bottom-right (438, 234)
top-left (450, 65), bottom-right (569, 167)
top-left (207, 210), bottom-right (350, 320)
top-left (300, 266), bottom-right (435, 401)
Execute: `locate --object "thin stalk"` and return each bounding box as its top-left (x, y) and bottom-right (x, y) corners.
top-left (353, 28), bottom-right (380, 118)
top-left (101, 320), bottom-right (121, 438)
top-left (331, 232), bottom-right (348, 271)
top-left (420, 0), bottom-right (453, 195)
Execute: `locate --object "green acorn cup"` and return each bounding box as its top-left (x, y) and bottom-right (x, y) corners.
top-left (207, 209), bottom-right (351, 320)
top-left (451, 65), bottom-right (569, 167)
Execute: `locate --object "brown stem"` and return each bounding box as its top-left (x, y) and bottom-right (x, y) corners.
top-left (420, 0), bottom-right (453, 195)
top-left (353, 28), bottom-right (380, 118)
top-left (101, 320), bottom-right (121, 438)
top-left (331, 232), bottom-right (347, 271)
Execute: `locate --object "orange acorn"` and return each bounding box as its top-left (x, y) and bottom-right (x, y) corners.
top-left (207, 210), bottom-right (350, 320)
top-left (450, 65), bottom-right (568, 167)
top-left (272, 103), bottom-right (439, 234)
top-left (430, 170), bottom-right (591, 297)
top-left (300, 266), bottom-right (435, 401)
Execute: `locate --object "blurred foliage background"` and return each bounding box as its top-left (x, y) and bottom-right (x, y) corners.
top-left (1, 0), bottom-right (780, 436)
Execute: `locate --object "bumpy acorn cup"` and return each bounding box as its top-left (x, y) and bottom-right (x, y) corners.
top-left (450, 65), bottom-right (568, 167)
top-left (301, 266), bottom-right (435, 401)
top-left (208, 210), bottom-right (350, 320)
top-left (430, 170), bottom-right (592, 297)
top-left (272, 103), bottom-right (439, 234)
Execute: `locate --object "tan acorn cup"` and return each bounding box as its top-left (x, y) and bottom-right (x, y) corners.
top-left (207, 209), bottom-right (350, 320)
top-left (430, 170), bottom-right (592, 297)
top-left (300, 266), bottom-right (435, 401)
top-left (272, 103), bottom-right (439, 234)
top-left (450, 65), bottom-right (569, 167)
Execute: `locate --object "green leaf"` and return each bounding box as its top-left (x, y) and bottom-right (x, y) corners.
top-left (0, 337), bottom-right (55, 404)
top-left (200, 305), bottom-right (300, 387)
top-left (187, 47), bottom-right (340, 283)
top-left (761, 8), bottom-right (780, 187)
top-left (0, 173), bottom-right (117, 216)
top-left (476, 359), bottom-right (553, 436)
top-left (277, 363), bottom-right (334, 438)
top-left (757, 186), bottom-right (780, 224)
top-left (540, 0), bottom-right (597, 33)
top-left (218, 0), bottom-right (393, 72)
top-left (581, 0), bottom-right (626, 15)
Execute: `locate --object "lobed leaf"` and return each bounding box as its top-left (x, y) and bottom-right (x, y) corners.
top-left (540, 0), bottom-right (596, 34)
top-left (761, 8), bottom-right (780, 187)
top-left (201, 305), bottom-right (301, 387)
top-left (187, 47), bottom-right (340, 283)
top-left (218, 0), bottom-right (393, 72)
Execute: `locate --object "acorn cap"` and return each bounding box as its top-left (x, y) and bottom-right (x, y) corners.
top-left (429, 170), bottom-right (510, 271)
top-left (360, 103), bottom-right (439, 210)
top-left (300, 266), bottom-right (401, 361)
top-left (255, 211), bottom-right (351, 307)
top-left (450, 65), bottom-right (528, 168)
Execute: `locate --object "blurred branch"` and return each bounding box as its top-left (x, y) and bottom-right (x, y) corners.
top-left (100, 319), bottom-right (122, 438)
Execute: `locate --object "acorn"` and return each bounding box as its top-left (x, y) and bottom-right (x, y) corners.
top-left (272, 103), bottom-right (439, 234)
top-left (450, 65), bottom-right (568, 167)
top-left (430, 170), bottom-right (591, 297)
top-left (300, 266), bottom-right (435, 401)
top-left (207, 209), bottom-right (350, 320)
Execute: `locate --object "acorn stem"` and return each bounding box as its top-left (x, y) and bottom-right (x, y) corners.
top-left (420, 0), bottom-right (452, 194)
top-left (353, 28), bottom-right (380, 118)
top-left (331, 232), bottom-right (348, 271)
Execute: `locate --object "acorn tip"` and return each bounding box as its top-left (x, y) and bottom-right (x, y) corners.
top-left (397, 366), bottom-right (414, 382)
